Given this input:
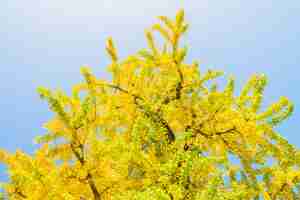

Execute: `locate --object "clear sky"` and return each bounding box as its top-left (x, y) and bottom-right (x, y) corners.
top-left (1, 1), bottom-right (300, 180)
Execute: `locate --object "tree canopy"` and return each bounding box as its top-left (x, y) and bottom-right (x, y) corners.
top-left (0, 9), bottom-right (299, 200)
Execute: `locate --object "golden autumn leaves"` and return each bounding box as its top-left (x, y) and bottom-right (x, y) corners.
top-left (0, 9), bottom-right (299, 200)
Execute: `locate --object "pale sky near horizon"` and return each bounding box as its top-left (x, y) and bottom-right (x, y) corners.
top-left (1, 1), bottom-right (300, 180)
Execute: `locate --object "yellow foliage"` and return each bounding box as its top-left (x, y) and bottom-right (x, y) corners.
top-left (0, 9), bottom-right (299, 200)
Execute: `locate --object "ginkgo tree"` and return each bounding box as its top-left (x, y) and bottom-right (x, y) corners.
top-left (0, 9), bottom-right (300, 200)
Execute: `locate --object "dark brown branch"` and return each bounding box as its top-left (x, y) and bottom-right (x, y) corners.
top-left (161, 64), bottom-right (184, 105)
top-left (185, 106), bottom-right (237, 139)
top-left (70, 133), bottom-right (101, 200)
top-left (8, 184), bottom-right (27, 199)
top-left (220, 136), bottom-right (231, 149)
top-left (161, 184), bottom-right (174, 200)
top-left (71, 143), bottom-right (85, 165)
top-left (86, 173), bottom-right (101, 200)
top-left (65, 174), bottom-right (89, 183)
top-left (183, 110), bottom-right (237, 151)
top-left (103, 83), bottom-right (144, 102)
top-left (102, 83), bottom-right (176, 143)
top-left (175, 61), bottom-right (184, 99)
top-left (214, 127), bottom-right (236, 136)
top-left (141, 108), bottom-right (175, 143)
top-left (161, 81), bottom-right (183, 105)
top-left (14, 189), bottom-right (27, 199)
top-left (272, 182), bottom-right (290, 199)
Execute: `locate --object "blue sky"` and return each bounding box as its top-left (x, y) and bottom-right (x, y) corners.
top-left (1, 1), bottom-right (300, 180)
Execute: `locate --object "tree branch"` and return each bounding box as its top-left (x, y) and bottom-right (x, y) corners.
top-left (101, 83), bottom-right (176, 143)
top-left (70, 132), bottom-right (101, 200)
top-left (161, 62), bottom-right (184, 105)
